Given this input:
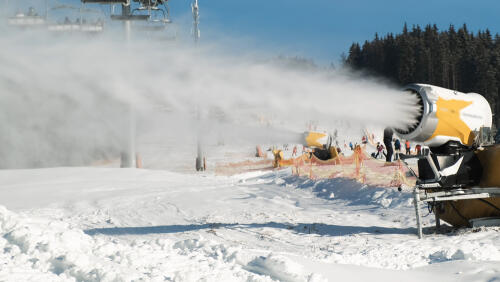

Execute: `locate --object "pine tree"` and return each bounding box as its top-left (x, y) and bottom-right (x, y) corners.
top-left (343, 23), bottom-right (500, 127)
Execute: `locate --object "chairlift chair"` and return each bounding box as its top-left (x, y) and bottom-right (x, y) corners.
top-left (7, 6), bottom-right (46, 27)
top-left (80, 0), bottom-right (172, 33)
top-left (81, 0), bottom-right (128, 3)
top-left (108, 0), bottom-right (171, 23)
top-left (106, 0), bottom-right (171, 33)
top-left (47, 3), bottom-right (105, 33)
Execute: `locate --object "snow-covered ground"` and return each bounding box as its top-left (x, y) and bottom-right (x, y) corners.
top-left (1, 162), bottom-right (500, 281)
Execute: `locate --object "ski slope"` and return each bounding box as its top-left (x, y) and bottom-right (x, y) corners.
top-left (1, 164), bottom-right (500, 281)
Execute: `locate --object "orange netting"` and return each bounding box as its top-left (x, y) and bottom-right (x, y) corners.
top-left (279, 145), bottom-right (415, 188)
top-left (215, 145), bottom-right (415, 188)
top-left (215, 159), bottom-right (274, 176)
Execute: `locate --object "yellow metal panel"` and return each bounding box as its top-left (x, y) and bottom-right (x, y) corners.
top-left (477, 145), bottom-right (500, 187)
top-left (439, 198), bottom-right (500, 227)
top-left (438, 145), bottom-right (500, 227)
top-left (426, 97), bottom-right (474, 146)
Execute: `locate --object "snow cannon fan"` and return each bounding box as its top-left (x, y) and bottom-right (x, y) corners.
top-left (394, 83), bottom-right (493, 189)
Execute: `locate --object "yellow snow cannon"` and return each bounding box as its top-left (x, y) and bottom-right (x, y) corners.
top-left (302, 131), bottom-right (332, 149)
top-left (302, 131), bottom-right (339, 161)
top-left (395, 84), bottom-right (492, 147)
top-left (395, 84), bottom-right (500, 230)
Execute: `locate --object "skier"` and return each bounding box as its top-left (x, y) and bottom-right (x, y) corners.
top-left (394, 139), bottom-right (401, 160)
top-left (415, 144), bottom-right (422, 155)
top-left (375, 142), bottom-right (385, 159)
top-left (383, 127), bottom-right (393, 163)
top-left (292, 146), bottom-right (298, 157)
top-left (405, 140), bottom-right (411, 155)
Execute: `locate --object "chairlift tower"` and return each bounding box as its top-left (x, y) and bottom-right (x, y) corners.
top-left (82, 0), bottom-right (135, 168)
top-left (192, 0), bottom-right (199, 43)
top-left (80, 0), bottom-right (173, 168)
top-left (81, 0), bottom-right (201, 169)
top-left (192, 0), bottom-right (205, 171)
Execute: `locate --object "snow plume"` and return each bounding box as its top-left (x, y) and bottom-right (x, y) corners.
top-left (0, 31), bottom-right (420, 168)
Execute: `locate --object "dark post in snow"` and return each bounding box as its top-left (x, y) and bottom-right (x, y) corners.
top-left (193, 0), bottom-right (205, 171)
top-left (121, 2), bottom-right (136, 168)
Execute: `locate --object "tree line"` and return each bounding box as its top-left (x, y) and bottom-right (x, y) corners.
top-left (344, 23), bottom-right (500, 126)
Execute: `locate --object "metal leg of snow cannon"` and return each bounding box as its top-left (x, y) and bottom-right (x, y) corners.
top-left (413, 186), bottom-right (423, 239)
top-left (434, 203), bottom-right (441, 232)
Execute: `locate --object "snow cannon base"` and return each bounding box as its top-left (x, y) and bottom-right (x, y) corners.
top-left (411, 144), bottom-right (500, 238)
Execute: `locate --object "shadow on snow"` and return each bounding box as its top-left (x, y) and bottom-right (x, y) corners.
top-left (85, 221), bottom-right (416, 237)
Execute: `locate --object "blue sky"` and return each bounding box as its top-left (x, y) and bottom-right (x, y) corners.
top-left (7, 0), bottom-right (500, 64)
top-left (167, 0), bottom-right (500, 64)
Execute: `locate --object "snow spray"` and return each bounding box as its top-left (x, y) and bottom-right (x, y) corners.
top-left (0, 31), bottom-right (420, 168)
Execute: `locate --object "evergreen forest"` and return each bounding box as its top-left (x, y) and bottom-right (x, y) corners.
top-left (344, 24), bottom-right (500, 126)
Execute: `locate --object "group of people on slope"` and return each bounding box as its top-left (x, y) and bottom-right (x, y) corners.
top-left (373, 128), bottom-right (423, 163)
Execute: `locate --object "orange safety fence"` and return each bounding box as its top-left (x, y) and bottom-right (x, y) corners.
top-left (215, 158), bottom-right (274, 176)
top-left (279, 145), bottom-right (415, 188)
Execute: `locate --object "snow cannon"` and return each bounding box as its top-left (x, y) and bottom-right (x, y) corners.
top-left (302, 131), bottom-right (332, 149)
top-left (395, 84), bottom-right (492, 148)
top-left (302, 131), bottom-right (339, 161)
top-left (395, 84), bottom-right (500, 233)
top-left (393, 83), bottom-right (498, 189)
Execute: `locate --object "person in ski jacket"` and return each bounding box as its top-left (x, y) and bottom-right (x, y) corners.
top-left (394, 139), bottom-right (401, 160)
top-left (405, 140), bottom-right (411, 155)
top-left (383, 127), bottom-right (393, 162)
top-left (349, 142), bottom-right (354, 151)
top-left (375, 142), bottom-right (385, 159)
top-left (415, 144), bottom-right (422, 155)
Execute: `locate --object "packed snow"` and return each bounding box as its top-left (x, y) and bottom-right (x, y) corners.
top-left (1, 160), bottom-right (500, 281)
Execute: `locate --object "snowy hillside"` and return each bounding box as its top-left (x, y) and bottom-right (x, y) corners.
top-left (1, 166), bottom-right (500, 281)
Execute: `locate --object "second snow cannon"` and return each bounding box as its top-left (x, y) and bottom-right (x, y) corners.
top-left (302, 131), bottom-right (332, 149)
top-left (302, 131), bottom-right (338, 161)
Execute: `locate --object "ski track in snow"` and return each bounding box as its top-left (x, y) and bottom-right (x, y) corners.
top-left (1, 167), bottom-right (500, 281)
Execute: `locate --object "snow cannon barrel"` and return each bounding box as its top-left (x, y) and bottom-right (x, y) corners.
top-left (394, 84), bottom-right (492, 148)
top-left (302, 131), bottom-right (332, 149)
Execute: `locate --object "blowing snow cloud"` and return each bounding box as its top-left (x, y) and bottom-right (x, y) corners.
top-left (0, 29), bottom-right (420, 168)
